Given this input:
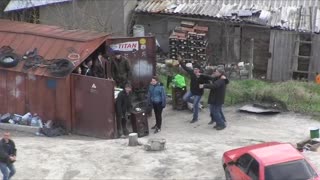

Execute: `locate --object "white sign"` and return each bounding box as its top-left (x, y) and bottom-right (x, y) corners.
top-left (110, 41), bottom-right (139, 52)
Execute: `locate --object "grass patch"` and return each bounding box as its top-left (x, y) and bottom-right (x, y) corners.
top-left (159, 71), bottom-right (320, 114)
top-left (226, 80), bottom-right (320, 114)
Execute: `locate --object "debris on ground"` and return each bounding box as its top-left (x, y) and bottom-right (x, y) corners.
top-left (239, 104), bottom-right (281, 114)
top-left (0, 112), bottom-right (66, 137)
top-left (144, 138), bottom-right (166, 151)
top-left (297, 138), bottom-right (320, 152)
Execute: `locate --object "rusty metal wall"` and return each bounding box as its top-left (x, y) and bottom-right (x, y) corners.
top-left (106, 36), bottom-right (156, 90)
top-left (71, 74), bottom-right (116, 139)
top-left (0, 70), bottom-right (72, 130)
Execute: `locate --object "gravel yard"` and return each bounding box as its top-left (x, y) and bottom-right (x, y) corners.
top-left (5, 106), bottom-right (320, 180)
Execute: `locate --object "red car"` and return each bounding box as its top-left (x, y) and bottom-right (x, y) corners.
top-left (222, 142), bottom-right (319, 180)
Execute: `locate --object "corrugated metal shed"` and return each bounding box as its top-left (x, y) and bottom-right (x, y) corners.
top-left (0, 20), bottom-right (109, 77)
top-left (4, 0), bottom-right (71, 12)
top-left (135, 0), bottom-right (320, 33)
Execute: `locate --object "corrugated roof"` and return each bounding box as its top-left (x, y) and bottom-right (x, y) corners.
top-left (0, 20), bottom-right (109, 77)
top-left (135, 0), bottom-right (320, 33)
top-left (4, 0), bottom-right (71, 12)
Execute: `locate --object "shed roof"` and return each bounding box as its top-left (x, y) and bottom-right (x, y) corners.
top-left (4, 0), bottom-right (71, 12)
top-left (135, 0), bottom-right (320, 33)
top-left (0, 20), bottom-right (109, 77)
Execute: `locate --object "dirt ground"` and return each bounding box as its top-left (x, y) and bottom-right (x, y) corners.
top-left (6, 106), bottom-right (320, 180)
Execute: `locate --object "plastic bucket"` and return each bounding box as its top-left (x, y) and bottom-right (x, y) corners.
top-left (310, 127), bottom-right (319, 139)
top-left (133, 25), bottom-right (145, 37)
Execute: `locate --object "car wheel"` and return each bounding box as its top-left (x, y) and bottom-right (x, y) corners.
top-left (225, 167), bottom-right (232, 180)
top-left (0, 52), bottom-right (19, 68)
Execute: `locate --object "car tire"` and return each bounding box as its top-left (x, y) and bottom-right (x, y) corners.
top-left (49, 59), bottom-right (75, 77)
top-left (0, 52), bottom-right (19, 68)
top-left (225, 167), bottom-right (232, 180)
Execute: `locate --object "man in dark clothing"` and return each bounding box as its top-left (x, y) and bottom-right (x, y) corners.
top-left (116, 83), bottom-right (133, 137)
top-left (81, 59), bottom-right (94, 76)
top-left (92, 58), bottom-right (105, 78)
top-left (0, 132), bottom-right (16, 180)
top-left (111, 52), bottom-right (131, 88)
top-left (93, 53), bottom-right (108, 78)
top-left (178, 57), bottom-right (208, 123)
top-left (200, 68), bottom-right (229, 130)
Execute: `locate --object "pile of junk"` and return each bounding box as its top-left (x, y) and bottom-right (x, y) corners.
top-left (0, 112), bottom-right (66, 137)
top-left (0, 46), bottom-right (75, 77)
top-left (297, 128), bottom-right (320, 153)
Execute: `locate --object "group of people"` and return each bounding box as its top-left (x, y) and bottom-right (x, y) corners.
top-left (73, 51), bottom-right (132, 88)
top-left (179, 56), bottom-right (229, 130)
top-left (115, 76), bottom-right (166, 137)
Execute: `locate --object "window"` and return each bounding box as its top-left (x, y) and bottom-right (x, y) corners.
top-left (237, 154), bottom-right (253, 172)
top-left (265, 159), bottom-right (318, 180)
top-left (248, 159), bottom-right (259, 180)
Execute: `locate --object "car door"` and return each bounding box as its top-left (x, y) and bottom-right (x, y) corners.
top-left (229, 153), bottom-right (253, 180)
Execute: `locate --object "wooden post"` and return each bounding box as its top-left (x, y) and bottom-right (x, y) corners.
top-left (249, 38), bottom-right (254, 79)
top-left (128, 133), bottom-right (138, 146)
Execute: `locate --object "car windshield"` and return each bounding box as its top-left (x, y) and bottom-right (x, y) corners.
top-left (265, 159), bottom-right (317, 180)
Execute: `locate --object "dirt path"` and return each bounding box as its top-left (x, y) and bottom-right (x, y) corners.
top-left (7, 106), bottom-right (320, 180)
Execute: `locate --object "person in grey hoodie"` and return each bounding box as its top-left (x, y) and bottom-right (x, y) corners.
top-left (148, 76), bottom-right (166, 133)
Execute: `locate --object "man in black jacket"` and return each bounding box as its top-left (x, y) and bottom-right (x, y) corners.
top-left (0, 132), bottom-right (16, 180)
top-left (179, 58), bottom-right (208, 123)
top-left (116, 83), bottom-right (132, 137)
top-left (200, 68), bottom-right (228, 130)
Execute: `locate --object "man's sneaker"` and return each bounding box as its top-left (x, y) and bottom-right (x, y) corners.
top-left (154, 128), bottom-right (161, 134)
top-left (151, 125), bottom-right (157, 129)
top-left (208, 121), bottom-right (214, 125)
top-left (213, 125), bottom-right (217, 128)
top-left (190, 119), bottom-right (198, 123)
top-left (215, 126), bottom-right (226, 130)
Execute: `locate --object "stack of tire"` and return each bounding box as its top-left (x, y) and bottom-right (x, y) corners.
top-left (48, 59), bottom-right (74, 77)
top-left (0, 46), bottom-right (20, 68)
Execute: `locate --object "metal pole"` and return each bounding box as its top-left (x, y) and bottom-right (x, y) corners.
top-left (249, 38), bottom-right (254, 79)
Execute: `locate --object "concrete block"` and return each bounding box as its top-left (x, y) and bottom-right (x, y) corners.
top-left (0, 123), bottom-right (40, 134)
top-left (144, 138), bottom-right (166, 151)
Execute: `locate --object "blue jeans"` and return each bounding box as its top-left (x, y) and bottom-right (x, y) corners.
top-left (209, 104), bottom-right (226, 127)
top-left (0, 162), bottom-right (15, 180)
top-left (183, 91), bottom-right (201, 120)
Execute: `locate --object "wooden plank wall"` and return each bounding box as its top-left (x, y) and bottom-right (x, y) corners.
top-left (310, 35), bottom-right (320, 80)
top-left (268, 30), bottom-right (295, 81)
top-left (241, 26), bottom-right (271, 75)
top-left (0, 70), bottom-right (72, 131)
